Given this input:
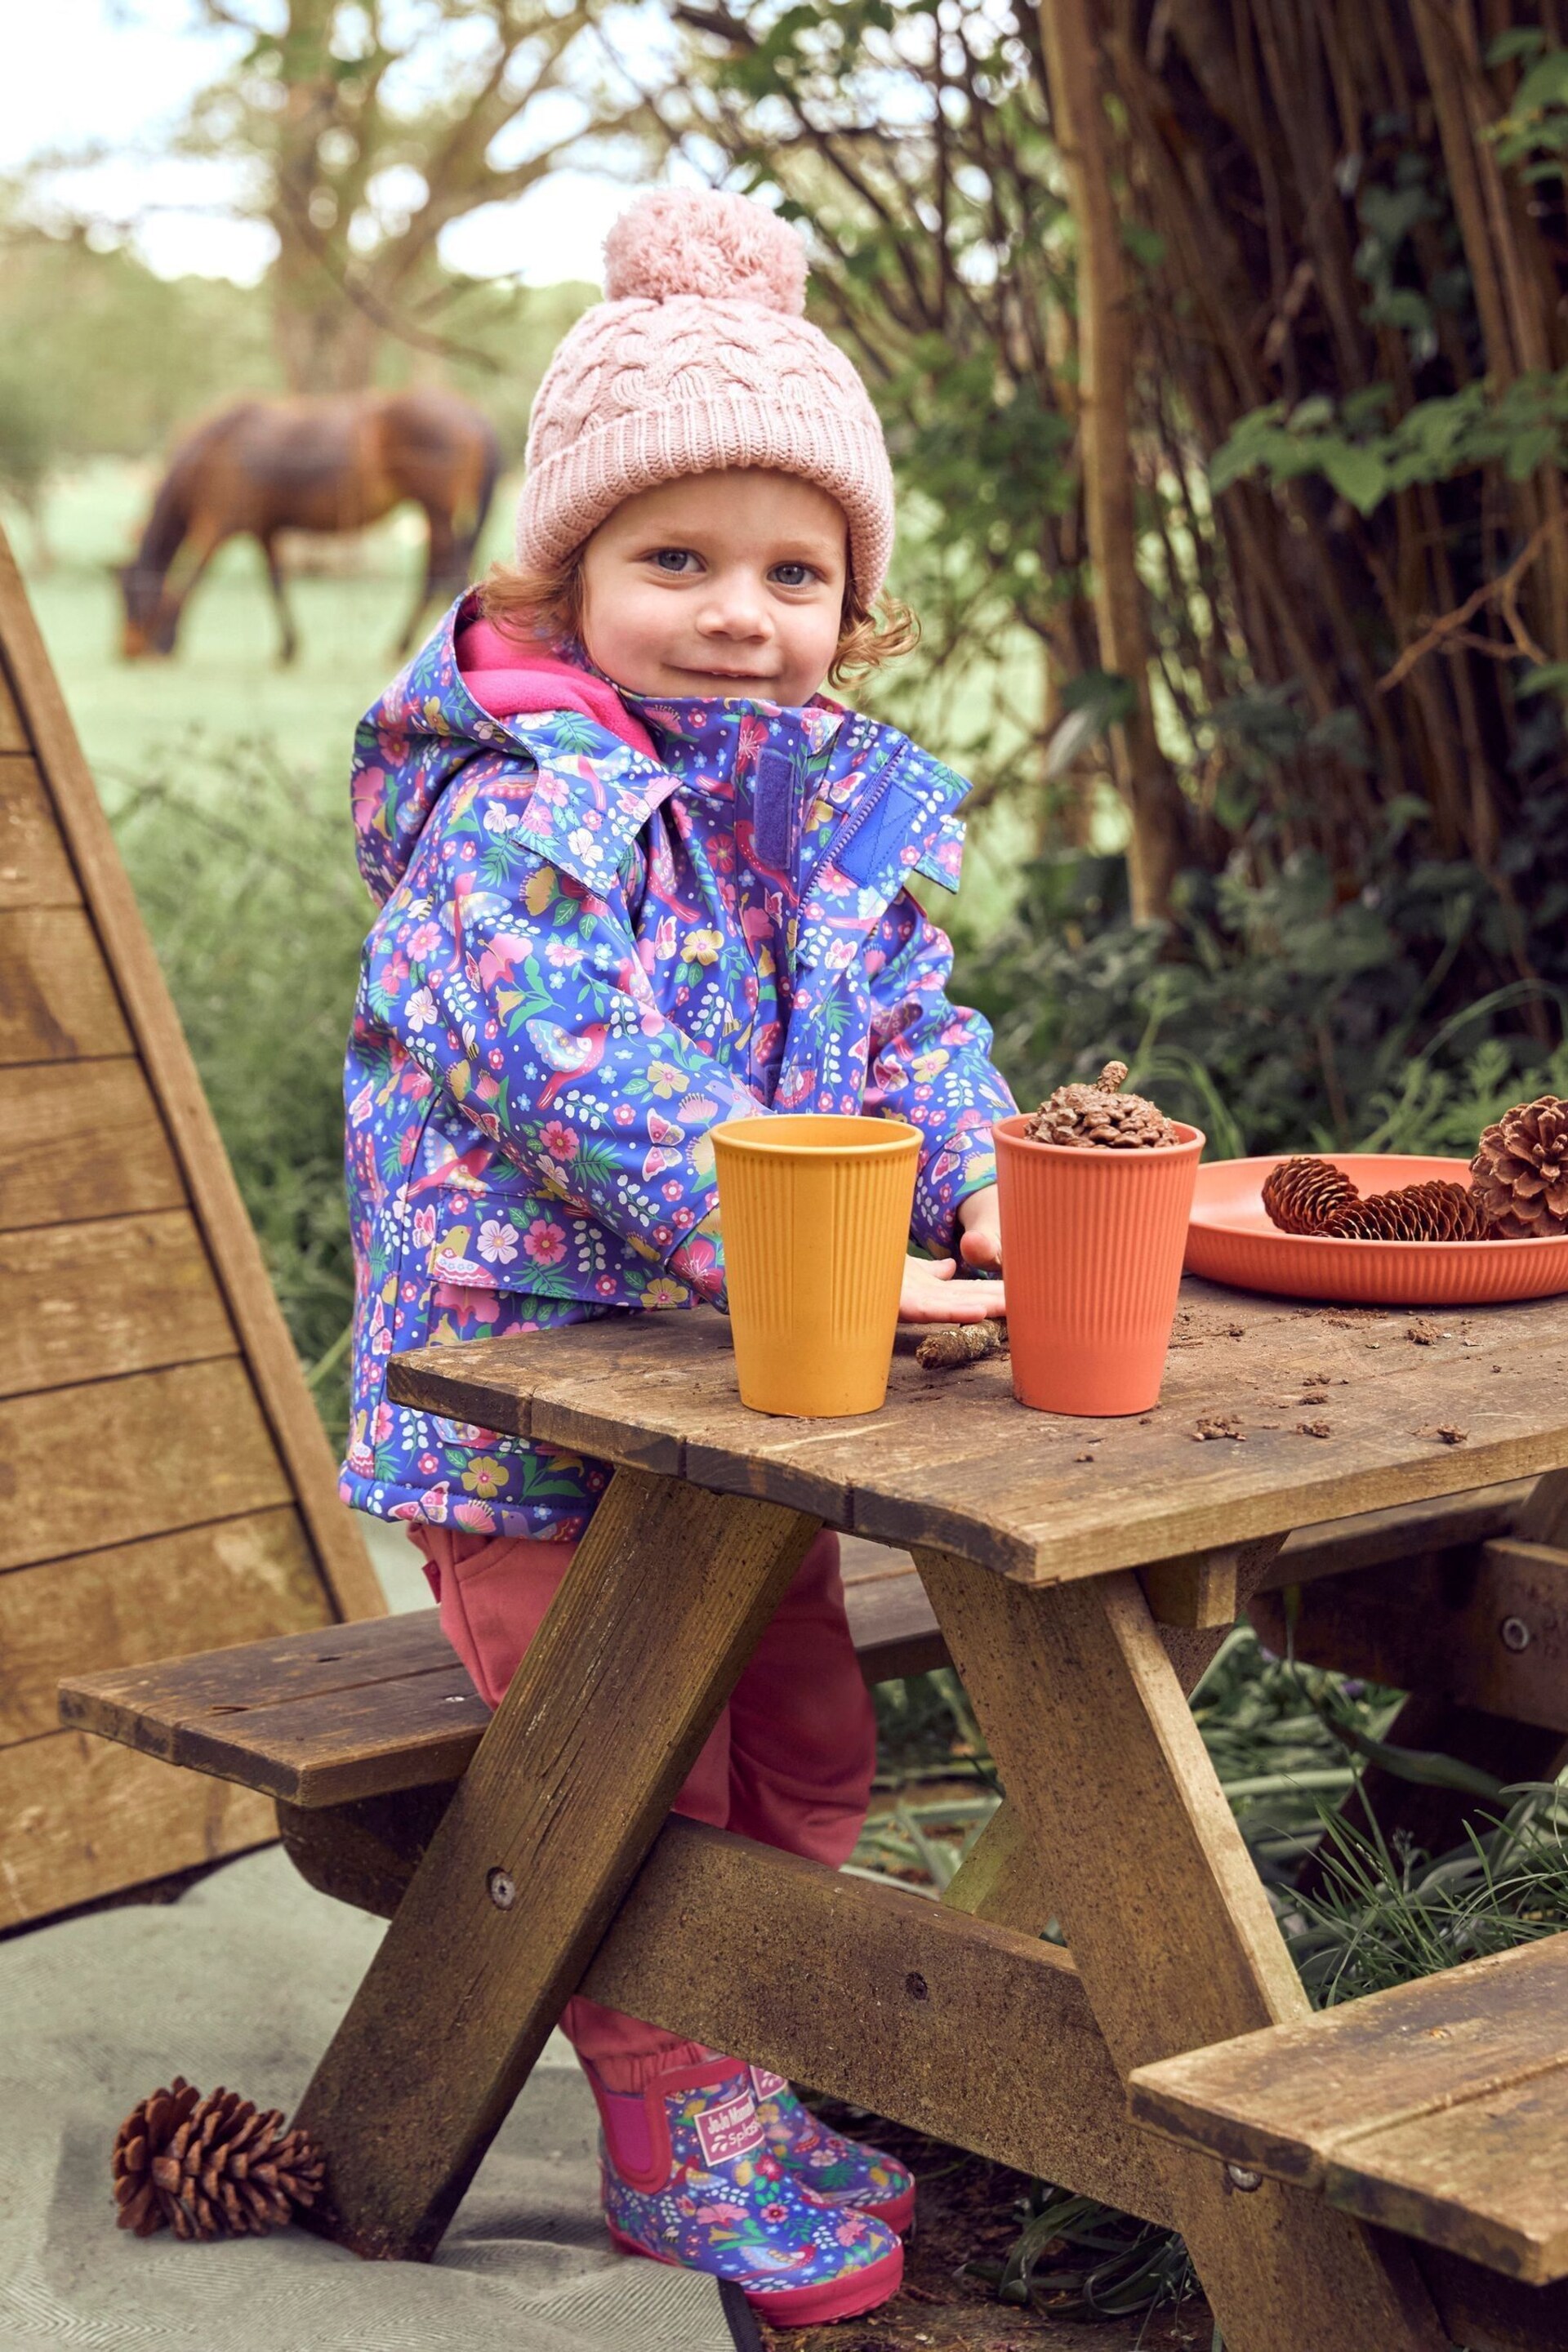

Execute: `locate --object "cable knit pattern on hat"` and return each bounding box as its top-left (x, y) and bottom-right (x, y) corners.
top-left (517, 189), bottom-right (894, 601)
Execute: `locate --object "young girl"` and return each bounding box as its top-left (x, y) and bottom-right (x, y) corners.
top-left (341, 187), bottom-right (1014, 2326)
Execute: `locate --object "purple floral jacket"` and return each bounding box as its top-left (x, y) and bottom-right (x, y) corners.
top-left (340, 596), bottom-right (1016, 1539)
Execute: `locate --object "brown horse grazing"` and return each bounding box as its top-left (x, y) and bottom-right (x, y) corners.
top-left (118, 388), bottom-right (501, 663)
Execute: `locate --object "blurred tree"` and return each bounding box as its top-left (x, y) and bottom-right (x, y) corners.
top-left (0, 208), bottom-right (277, 460)
top-left (187, 0), bottom-right (645, 392)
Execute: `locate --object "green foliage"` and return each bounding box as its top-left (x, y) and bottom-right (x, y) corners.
top-left (1288, 1790), bottom-right (1568, 2010)
top-left (0, 221), bottom-right (278, 468)
top-left (106, 738), bottom-right (367, 1443)
top-left (972, 2185), bottom-right (1196, 2319)
top-left (1490, 40), bottom-right (1568, 182)
top-left (1213, 370), bottom-right (1568, 516)
top-left (956, 822), bottom-right (1568, 1160)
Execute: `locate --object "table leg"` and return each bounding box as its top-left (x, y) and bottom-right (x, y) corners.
top-left (915, 1550), bottom-right (1450, 2352)
top-left (294, 1468), bottom-right (820, 2260)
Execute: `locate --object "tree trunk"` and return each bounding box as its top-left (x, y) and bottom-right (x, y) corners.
top-left (1037, 0), bottom-right (1187, 921)
top-left (270, 237), bottom-right (384, 395)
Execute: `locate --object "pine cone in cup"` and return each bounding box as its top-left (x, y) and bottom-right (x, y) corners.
top-left (112, 2078), bottom-right (325, 2240)
top-left (1470, 1095), bottom-right (1568, 1238)
top-left (1027, 1061), bottom-right (1178, 1149)
top-left (1261, 1156), bottom-right (1358, 1234)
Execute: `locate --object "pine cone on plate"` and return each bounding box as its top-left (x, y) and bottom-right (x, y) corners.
top-left (1262, 1156), bottom-right (1496, 1242)
top-left (112, 2078), bottom-right (325, 2241)
top-left (1261, 1156), bottom-right (1358, 1234)
top-left (1470, 1095), bottom-right (1568, 1238)
top-left (1327, 1180), bottom-right (1496, 1242)
top-left (1027, 1061), bottom-right (1178, 1149)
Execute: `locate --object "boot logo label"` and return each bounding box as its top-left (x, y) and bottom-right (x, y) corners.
top-left (751, 2069), bottom-right (788, 2100)
top-left (696, 2092), bottom-right (764, 2169)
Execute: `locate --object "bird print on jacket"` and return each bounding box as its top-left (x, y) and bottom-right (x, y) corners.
top-left (341, 595), bottom-right (1016, 1539)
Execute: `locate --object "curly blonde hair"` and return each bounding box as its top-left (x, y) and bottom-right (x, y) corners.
top-left (479, 550), bottom-right (919, 688)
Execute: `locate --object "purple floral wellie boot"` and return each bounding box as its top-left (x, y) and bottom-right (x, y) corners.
top-left (749, 2066), bottom-right (917, 2233)
top-left (586, 2056), bottom-right (903, 2326)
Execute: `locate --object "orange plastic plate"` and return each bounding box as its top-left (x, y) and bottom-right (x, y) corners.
top-left (1185, 1154), bottom-right (1568, 1306)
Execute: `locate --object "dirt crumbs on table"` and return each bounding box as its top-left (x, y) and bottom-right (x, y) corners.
top-left (755, 2105), bottom-right (1213, 2352)
top-left (1297, 1420), bottom-right (1333, 1438)
top-left (1192, 1415), bottom-right (1245, 1441)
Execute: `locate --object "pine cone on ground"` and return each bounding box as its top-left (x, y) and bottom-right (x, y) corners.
top-left (1262, 1156), bottom-right (1358, 1234)
top-left (112, 2078), bottom-right (325, 2241)
top-left (1027, 1060), bottom-right (1179, 1149)
top-left (1470, 1095), bottom-right (1568, 1238)
top-left (1326, 1180), bottom-right (1497, 1242)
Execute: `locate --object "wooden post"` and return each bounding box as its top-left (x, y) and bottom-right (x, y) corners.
top-left (1036, 0), bottom-right (1183, 920)
top-left (293, 1468), bottom-right (820, 2260)
top-left (915, 1548), bottom-right (1450, 2352)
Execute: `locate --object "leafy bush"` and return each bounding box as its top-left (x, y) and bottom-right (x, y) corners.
top-left (956, 835), bottom-right (1568, 1156)
top-left (107, 738), bottom-right (366, 1443)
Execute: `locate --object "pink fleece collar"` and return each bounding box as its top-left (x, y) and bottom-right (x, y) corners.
top-left (456, 619), bottom-right (657, 762)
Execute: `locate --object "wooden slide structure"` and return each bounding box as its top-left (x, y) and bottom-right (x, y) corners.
top-left (0, 522), bottom-right (381, 1932)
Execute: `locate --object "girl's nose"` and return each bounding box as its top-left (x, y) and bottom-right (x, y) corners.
top-left (695, 572), bottom-right (773, 640)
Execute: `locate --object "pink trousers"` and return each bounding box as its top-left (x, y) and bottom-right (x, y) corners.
top-left (412, 1522), bottom-right (877, 2088)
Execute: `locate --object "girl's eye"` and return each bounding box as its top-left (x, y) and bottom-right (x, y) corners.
top-left (648, 548), bottom-right (699, 574)
top-left (770, 562), bottom-right (817, 588)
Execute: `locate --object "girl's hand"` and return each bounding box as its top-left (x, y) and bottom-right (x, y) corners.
top-left (899, 1250), bottom-right (1005, 1323)
top-left (956, 1183), bottom-right (1002, 1274)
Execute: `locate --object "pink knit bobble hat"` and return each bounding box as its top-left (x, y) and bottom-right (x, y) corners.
top-left (517, 189), bottom-right (895, 601)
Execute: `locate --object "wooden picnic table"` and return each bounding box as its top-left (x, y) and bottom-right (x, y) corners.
top-left (230, 1283), bottom-right (1568, 2346)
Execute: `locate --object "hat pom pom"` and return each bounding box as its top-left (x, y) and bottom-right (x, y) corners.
top-left (604, 189), bottom-right (807, 314)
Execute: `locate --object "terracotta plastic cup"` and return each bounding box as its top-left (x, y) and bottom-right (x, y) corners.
top-left (995, 1113), bottom-right (1205, 1416)
top-left (712, 1115), bottom-right (920, 1417)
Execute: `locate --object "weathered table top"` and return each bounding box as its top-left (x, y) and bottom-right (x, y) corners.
top-left (387, 1277), bottom-right (1568, 1582)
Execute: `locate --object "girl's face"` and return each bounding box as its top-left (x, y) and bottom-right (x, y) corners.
top-left (578, 470), bottom-right (848, 707)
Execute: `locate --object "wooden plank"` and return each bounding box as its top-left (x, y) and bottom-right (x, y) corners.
top-left (1130, 1932), bottom-right (1568, 2283)
top-left (388, 1285), bottom-right (1568, 1584)
top-left (0, 907), bottom-right (131, 1064)
top-left (0, 1726), bottom-right (274, 1931)
top-left (278, 1796), bottom-right (1174, 2230)
top-left (1262, 1481), bottom-right (1532, 1591)
top-left (1141, 1549), bottom-right (1240, 1628)
top-left (293, 1470), bottom-right (822, 2260)
top-left (0, 1360), bottom-right (292, 1575)
top-left (838, 1544), bottom-right (947, 1681)
top-left (0, 1058), bottom-right (185, 1233)
top-left (0, 1209), bottom-right (234, 1400)
top-left (0, 662), bottom-right (27, 752)
top-left (1250, 1542), bottom-right (1568, 1735)
top-left (1329, 2065), bottom-right (1568, 2283)
top-left (1128, 1931), bottom-right (1568, 2188)
top-left (3, 1508), bottom-right (328, 1745)
top-left (0, 755), bottom-right (80, 907)
top-left (0, 530), bottom-right (380, 1622)
top-left (915, 1548), bottom-right (1449, 2350)
top-left (60, 1557), bottom-right (938, 1806)
top-left (942, 1800), bottom-right (1057, 1936)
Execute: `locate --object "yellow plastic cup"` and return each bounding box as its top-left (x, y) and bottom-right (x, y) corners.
top-left (712, 1115), bottom-right (920, 1416)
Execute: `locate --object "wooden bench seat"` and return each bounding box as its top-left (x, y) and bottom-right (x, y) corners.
top-left (1129, 1931), bottom-right (1568, 2284)
top-left (57, 1537), bottom-right (947, 1808)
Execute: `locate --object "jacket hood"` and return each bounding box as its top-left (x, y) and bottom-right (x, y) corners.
top-left (351, 595), bottom-right (970, 938)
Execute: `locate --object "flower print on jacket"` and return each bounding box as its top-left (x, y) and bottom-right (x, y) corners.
top-left (341, 592), bottom-right (1015, 1538)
